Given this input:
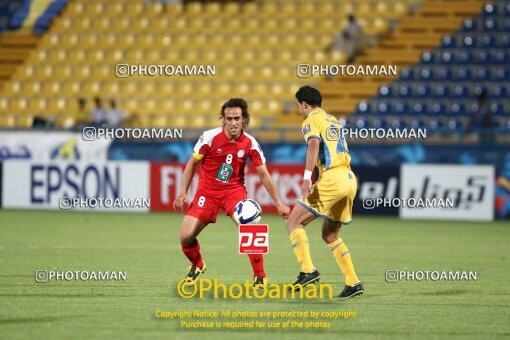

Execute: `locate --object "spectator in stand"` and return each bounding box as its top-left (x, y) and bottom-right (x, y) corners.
top-left (105, 99), bottom-right (127, 127)
top-left (91, 96), bottom-right (107, 125)
top-left (74, 97), bottom-right (90, 127)
top-left (467, 89), bottom-right (494, 143)
top-left (329, 13), bottom-right (365, 63)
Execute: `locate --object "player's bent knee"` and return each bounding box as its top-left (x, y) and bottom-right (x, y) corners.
top-left (180, 233), bottom-right (196, 245)
top-left (285, 205), bottom-right (304, 232)
top-left (322, 232), bottom-right (338, 244)
top-left (285, 217), bottom-right (299, 233)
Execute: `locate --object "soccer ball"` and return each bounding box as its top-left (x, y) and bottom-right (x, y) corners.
top-left (233, 199), bottom-right (262, 225)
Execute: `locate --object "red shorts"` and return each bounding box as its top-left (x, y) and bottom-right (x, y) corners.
top-left (186, 186), bottom-right (247, 224)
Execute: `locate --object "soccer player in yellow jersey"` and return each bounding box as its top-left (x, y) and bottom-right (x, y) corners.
top-left (285, 86), bottom-right (364, 298)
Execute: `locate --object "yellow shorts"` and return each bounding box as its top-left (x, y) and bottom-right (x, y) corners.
top-left (298, 167), bottom-right (357, 224)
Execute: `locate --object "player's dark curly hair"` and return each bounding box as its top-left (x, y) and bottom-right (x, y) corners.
top-left (295, 85), bottom-right (322, 107)
top-left (220, 98), bottom-right (250, 129)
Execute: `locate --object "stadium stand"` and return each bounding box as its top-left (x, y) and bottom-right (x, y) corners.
top-left (0, 0), bottom-right (507, 143)
top-left (317, 0), bottom-right (486, 118)
top-left (350, 0), bottom-right (509, 142)
top-left (0, 0), bottom-right (411, 129)
top-left (0, 0), bottom-right (68, 109)
top-left (0, 0), bottom-right (25, 91)
top-left (0, 0), bottom-right (23, 35)
top-left (0, 32), bottom-right (40, 98)
top-left (9, 0), bottom-right (69, 35)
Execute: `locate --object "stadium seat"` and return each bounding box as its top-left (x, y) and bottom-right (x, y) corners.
top-left (0, 0), bottom-right (492, 130)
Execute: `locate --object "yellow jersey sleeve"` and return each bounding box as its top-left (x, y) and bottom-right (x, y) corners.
top-left (302, 115), bottom-right (322, 142)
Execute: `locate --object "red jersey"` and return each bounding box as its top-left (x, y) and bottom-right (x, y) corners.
top-left (193, 127), bottom-right (265, 191)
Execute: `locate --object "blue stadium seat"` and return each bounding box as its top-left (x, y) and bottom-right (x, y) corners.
top-left (399, 68), bottom-right (413, 80)
top-left (483, 3), bottom-right (496, 15)
top-left (448, 102), bottom-right (466, 115)
top-left (376, 100), bottom-right (391, 115)
top-left (432, 84), bottom-right (449, 98)
top-left (462, 35), bottom-right (476, 48)
top-left (411, 102), bottom-right (426, 115)
top-left (428, 118), bottom-right (444, 131)
top-left (394, 102), bottom-right (409, 114)
top-left (434, 67), bottom-right (452, 80)
top-left (476, 16), bottom-right (510, 32)
top-left (483, 17), bottom-right (497, 31)
top-left (490, 85), bottom-right (509, 98)
top-left (416, 84), bottom-right (430, 97)
top-left (496, 116), bottom-right (510, 130)
top-left (466, 101), bottom-right (480, 115)
top-left (378, 85), bottom-right (393, 97)
top-left (351, 2), bottom-right (507, 135)
top-left (490, 102), bottom-right (505, 115)
top-left (447, 119), bottom-right (464, 131)
top-left (472, 67), bottom-right (490, 80)
top-left (493, 50), bottom-right (507, 63)
top-left (492, 67), bottom-right (507, 80)
top-left (417, 67), bottom-right (433, 80)
top-left (491, 118), bottom-right (503, 130)
top-left (390, 118), bottom-right (406, 129)
top-left (396, 83), bottom-right (412, 97)
top-left (463, 18), bottom-right (475, 30)
top-left (458, 33), bottom-right (498, 49)
top-left (484, 1), bottom-right (510, 16)
top-left (431, 102), bottom-right (447, 115)
top-left (409, 118), bottom-right (426, 129)
top-left (356, 101), bottom-right (371, 115)
top-left (465, 86), bottom-right (478, 97)
top-left (354, 117), bottom-right (368, 129)
top-left (442, 36), bottom-right (455, 47)
top-left (457, 50), bottom-right (471, 64)
top-left (421, 51), bottom-right (435, 64)
top-left (473, 49), bottom-right (491, 63)
top-left (454, 67), bottom-right (471, 81)
top-left (0, 0), bottom-right (22, 34)
top-left (440, 50), bottom-right (454, 63)
top-left (480, 34), bottom-right (497, 47)
top-left (499, 35), bottom-right (510, 47)
top-left (371, 117), bottom-right (388, 130)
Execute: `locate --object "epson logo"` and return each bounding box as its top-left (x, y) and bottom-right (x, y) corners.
top-left (30, 164), bottom-right (120, 204)
top-left (405, 175), bottom-right (488, 209)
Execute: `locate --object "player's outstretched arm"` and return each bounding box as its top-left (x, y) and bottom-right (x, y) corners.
top-left (173, 155), bottom-right (202, 211)
top-left (302, 138), bottom-right (320, 200)
top-left (255, 164), bottom-right (290, 219)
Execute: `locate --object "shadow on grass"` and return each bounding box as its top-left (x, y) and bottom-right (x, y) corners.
top-left (406, 289), bottom-right (471, 296)
top-left (0, 293), bottom-right (137, 298)
top-left (0, 315), bottom-right (83, 324)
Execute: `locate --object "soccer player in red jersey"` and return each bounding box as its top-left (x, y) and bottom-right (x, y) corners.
top-left (173, 98), bottom-right (290, 286)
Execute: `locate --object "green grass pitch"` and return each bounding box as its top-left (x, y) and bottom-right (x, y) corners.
top-left (0, 209), bottom-right (509, 339)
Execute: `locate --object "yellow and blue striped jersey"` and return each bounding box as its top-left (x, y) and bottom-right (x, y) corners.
top-left (301, 108), bottom-right (351, 173)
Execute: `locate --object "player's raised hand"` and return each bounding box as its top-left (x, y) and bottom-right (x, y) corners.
top-left (276, 201), bottom-right (290, 219)
top-left (173, 191), bottom-right (188, 211)
top-left (301, 179), bottom-right (313, 200)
